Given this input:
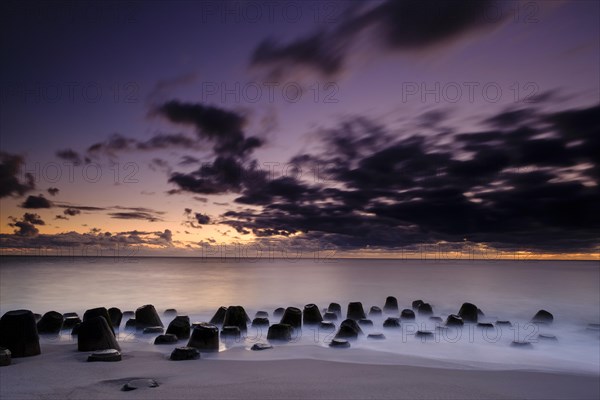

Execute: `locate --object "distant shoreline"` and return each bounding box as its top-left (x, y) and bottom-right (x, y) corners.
top-left (0, 254), bottom-right (598, 262)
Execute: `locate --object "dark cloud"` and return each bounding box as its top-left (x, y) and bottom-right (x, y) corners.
top-left (117, 230), bottom-right (153, 235)
top-left (364, 0), bottom-right (498, 48)
top-left (547, 104), bottom-right (600, 167)
top-left (155, 101), bottom-right (263, 158)
top-left (179, 155), bottom-right (200, 166)
top-left (113, 206), bottom-right (165, 215)
top-left (234, 176), bottom-right (320, 206)
top-left (136, 134), bottom-right (198, 151)
top-left (47, 187), bottom-right (59, 196)
top-left (252, 31), bottom-right (343, 78)
top-left (55, 215), bottom-right (69, 220)
top-left (23, 213), bottom-right (45, 225)
top-left (87, 133), bottom-right (199, 156)
top-left (10, 221), bottom-right (39, 237)
top-left (21, 195), bottom-right (52, 209)
top-left (87, 134), bottom-right (135, 154)
top-left (108, 212), bottom-right (162, 222)
top-left (168, 157), bottom-right (266, 195)
top-left (61, 101), bottom-right (265, 198)
top-left (149, 158), bottom-right (170, 172)
top-left (168, 158), bottom-right (240, 194)
top-left (220, 103), bottom-right (600, 253)
top-left (82, 102), bottom-right (264, 200)
top-left (147, 72), bottom-right (198, 103)
top-left (8, 213), bottom-right (45, 237)
top-left (417, 109), bottom-right (455, 130)
top-left (56, 149), bottom-right (83, 165)
top-left (195, 213), bottom-right (210, 225)
top-left (484, 108), bottom-right (536, 128)
top-left (0, 152), bottom-right (35, 198)
top-left (183, 208), bottom-right (211, 228)
top-left (251, 0), bottom-right (502, 77)
top-left (157, 229), bottom-right (173, 244)
top-left (63, 208), bottom-right (81, 216)
top-left (48, 203), bottom-right (166, 222)
top-left (54, 204), bottom-right (166, 223)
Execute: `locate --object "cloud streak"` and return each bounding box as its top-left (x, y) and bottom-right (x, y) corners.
top-left (250, 0), bottom-right (503, 78)
top-left (53, 203), bottom-right (167, 222)
top-left (108, 212), bottom-right (163, 222)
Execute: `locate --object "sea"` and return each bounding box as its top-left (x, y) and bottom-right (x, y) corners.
top-left (1, 256), bottom-right (599, 373)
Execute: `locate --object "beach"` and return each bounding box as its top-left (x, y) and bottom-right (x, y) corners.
top-left (1, 258), bottom-right (599, 399)
top-left (1, 341), bottom-right (599, 400)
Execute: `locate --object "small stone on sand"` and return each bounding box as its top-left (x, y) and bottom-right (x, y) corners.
top-left (367, 333), bottom-right (386, 340)
top-left (329, 339), bottom-right (351, 348)
top-left (121, 378), bottom-right (159, 391)
top-left (511, 340), bottom-right (533, 348)
top-left (87, 349), bottom-right (121, 362)
top-left (251, 343), bottom-right (273, 351)
top-left (170, 347), bottom-right (200, 361)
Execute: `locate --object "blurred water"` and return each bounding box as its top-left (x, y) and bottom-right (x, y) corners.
top-left (1, 256), bottom-right (599, 373)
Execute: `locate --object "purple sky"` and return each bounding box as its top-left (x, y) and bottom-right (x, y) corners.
top-left (1, 0), bottom-right (599, 258)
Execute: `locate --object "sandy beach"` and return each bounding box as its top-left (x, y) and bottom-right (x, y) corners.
top-left (1, 341), bottom-right (598, 400)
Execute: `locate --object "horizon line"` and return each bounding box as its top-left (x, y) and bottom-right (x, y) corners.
top-left (0, 255), bottom-right (598, 262)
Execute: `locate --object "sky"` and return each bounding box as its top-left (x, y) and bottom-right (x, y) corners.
top-left (1, 0), bottom-right (599, 259)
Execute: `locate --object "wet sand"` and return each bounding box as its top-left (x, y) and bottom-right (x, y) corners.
top-left (1, 342), bottom-right (598, 400)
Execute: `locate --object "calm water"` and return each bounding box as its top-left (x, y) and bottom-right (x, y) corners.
top-left (1, 257), bottom-right (598, 319)
top-left (1, 257), bottom-right (599, 373)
